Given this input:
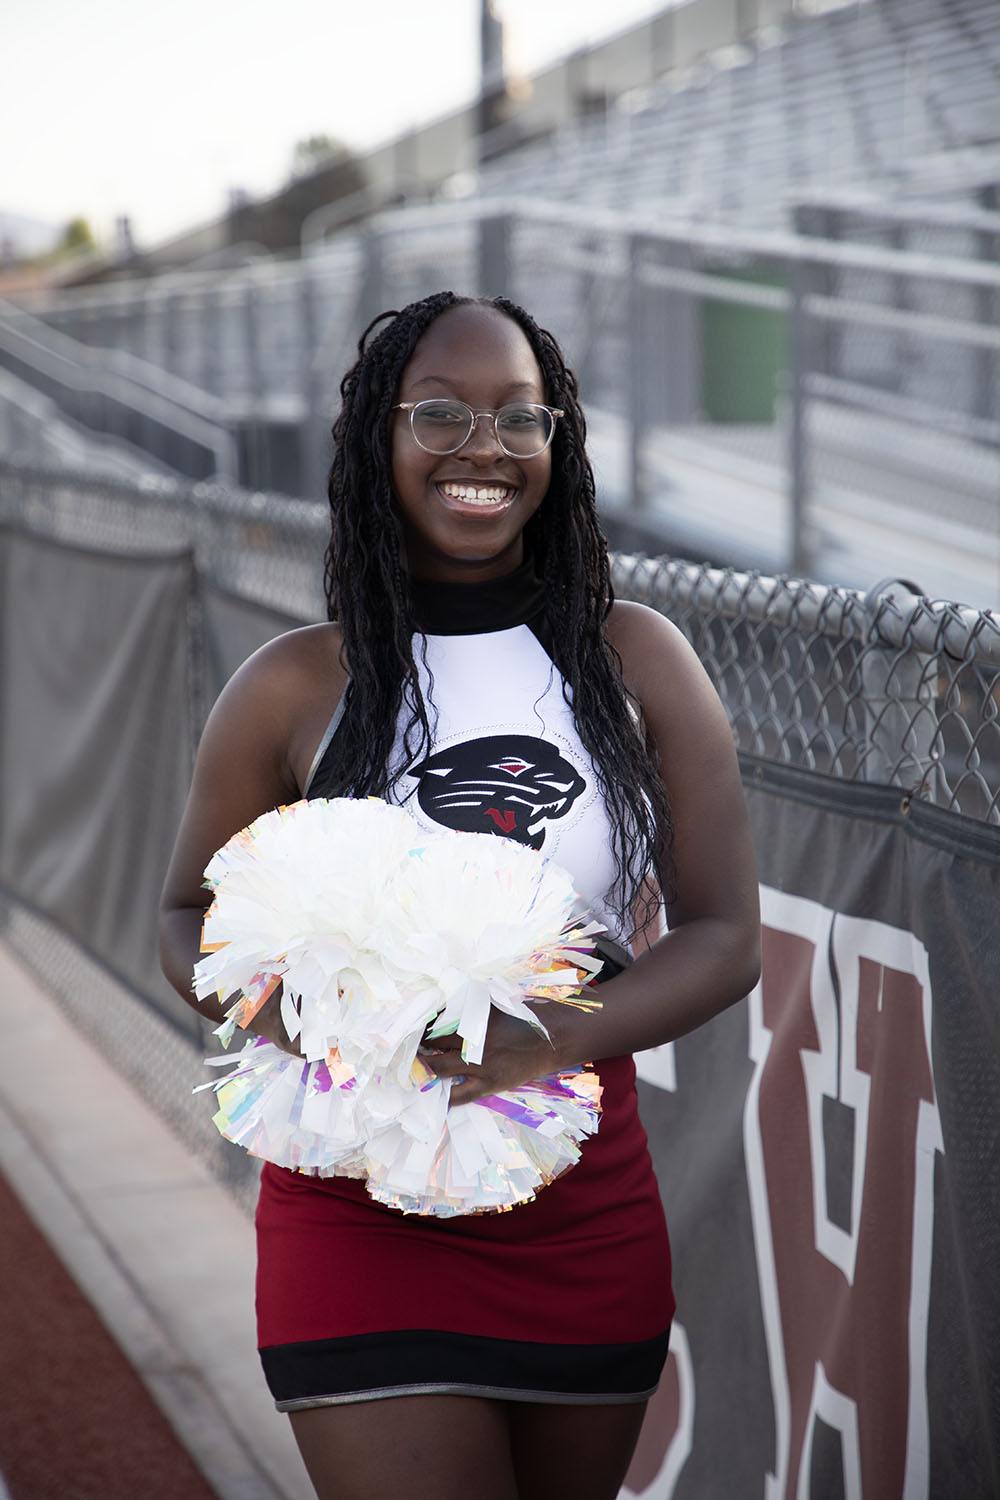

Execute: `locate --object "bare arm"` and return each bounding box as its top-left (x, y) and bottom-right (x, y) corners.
top-left (158, 623), bottom-right (346, 1046)
top-left (436, 601), bottom-right (760, 1102)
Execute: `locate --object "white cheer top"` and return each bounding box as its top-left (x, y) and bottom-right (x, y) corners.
top-left (305, 560), bottom-right (623, 938)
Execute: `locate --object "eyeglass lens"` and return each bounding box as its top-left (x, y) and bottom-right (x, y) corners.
top-left (411, 401), bottom-right (554, 456)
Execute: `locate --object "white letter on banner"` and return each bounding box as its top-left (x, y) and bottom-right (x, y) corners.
top-left (620, 1321), bottom-right (695, 1499)
top-left (744, 886), bottom-right (942, 1500)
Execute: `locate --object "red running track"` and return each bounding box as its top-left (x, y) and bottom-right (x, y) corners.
top-left (0, 1169), bottom-right (220, 1500)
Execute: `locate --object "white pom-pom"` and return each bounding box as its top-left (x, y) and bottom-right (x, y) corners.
top-left (194, 798), bottom-right (425, 1048)
top-left (393, 830), bottom-right (599, 1065)
top-left (194, 797), bottom-right (608, 1214)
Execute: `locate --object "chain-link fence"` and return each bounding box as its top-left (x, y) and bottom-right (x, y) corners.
top-left (612, 553), bottom-right (1000, 822)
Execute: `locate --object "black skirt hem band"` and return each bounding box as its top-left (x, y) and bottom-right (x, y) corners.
top-left (261, 1326), bottom-right (671, 1410)
top-left (275, 1381), bottom-right (660, 1412)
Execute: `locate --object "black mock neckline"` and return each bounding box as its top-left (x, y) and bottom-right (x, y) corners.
top-left (408, 557), bottom-right (547, 636)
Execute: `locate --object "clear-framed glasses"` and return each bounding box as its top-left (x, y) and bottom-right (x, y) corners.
top-left (393, 399), bottom-right (564, 458)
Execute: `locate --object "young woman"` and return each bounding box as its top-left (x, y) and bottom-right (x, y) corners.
top-left (159, 291), bottom-right (760, 1500)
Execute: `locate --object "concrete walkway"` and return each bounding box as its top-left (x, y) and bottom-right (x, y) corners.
top-left (0, 941), bottom-right (313, 1500)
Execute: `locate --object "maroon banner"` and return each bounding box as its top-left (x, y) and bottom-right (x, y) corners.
top-left (620, 760), bottom-right (999, 1500)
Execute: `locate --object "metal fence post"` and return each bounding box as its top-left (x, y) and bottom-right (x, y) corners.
top-left (793, 201), bottom-right (839, 378)
top-left (660, 239), bottom-right (699, 429)
top-left (576, 234), bottom-right (603, 401)
top-left (975, 208), bottom-right (1000, 432)
top-left (243, 271), bottom-right (267, 489)
top-left (184, 545), bottom-right (209, 772)
top-left (627, 234), bottom-right (646, 513)
top-left (162, 286), bottom-right (179, 380)
top-left (299, 265), bottom-right (318, 501)
top-left (300, 265), bottom-right (336, 504)
top-left (861, 577), bottom-right (943, 799)
top-left (787, 253), bottom-right (811, 577)
top-left (358, 226), bottom-right (386, 333)
top-left (200, 283), bottom-right (219, 397)
top-left (477, 212), bottom-right (511, 300)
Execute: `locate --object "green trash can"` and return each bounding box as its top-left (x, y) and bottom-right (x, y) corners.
top-left (700, 265), bottom-right (788, 424)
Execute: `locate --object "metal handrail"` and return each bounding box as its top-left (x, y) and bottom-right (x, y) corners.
top-left (0, 300), bottom-right (231, 420)
top-left (11, 195), bottom-right (1000, 321)
top-left (366, 196), bottom-right (1000, 290)
top-left (0, 301), bottom-right (237, 482)
top-left (0, 369), bottom-right (178, 479)
top-left (791, 185), bottom-right (1000, 237)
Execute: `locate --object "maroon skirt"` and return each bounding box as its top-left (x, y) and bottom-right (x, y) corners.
top-left (255, 1053), bottom-right (674, 1410)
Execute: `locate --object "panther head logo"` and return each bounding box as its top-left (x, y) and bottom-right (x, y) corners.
top-left (408, 734), bottom-right (586, 849)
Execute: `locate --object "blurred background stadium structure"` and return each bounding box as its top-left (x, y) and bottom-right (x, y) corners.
top-left (1, 0), bottom-right (998, 605)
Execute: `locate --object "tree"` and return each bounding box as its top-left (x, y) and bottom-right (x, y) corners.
top-left (61, 217), bottom-right (97, 253)
top-left (289, 134), bottom-right (346, 180)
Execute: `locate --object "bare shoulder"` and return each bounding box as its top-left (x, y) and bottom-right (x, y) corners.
top-left (604, 597), bottom-right (738, 788)
top-left (605, 602), bottom-right (756, 934)
top-left (201, 621), bottom-right (347, 796)
top-left (161, 622), bottom-right (348, 913)
top-left (604, 598), bottom-right (709, 709)
top-left (224, 621), bottom-right (346, 705)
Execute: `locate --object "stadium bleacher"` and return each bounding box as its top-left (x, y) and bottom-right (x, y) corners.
top-left (473, 0), bottom-right (999, 229)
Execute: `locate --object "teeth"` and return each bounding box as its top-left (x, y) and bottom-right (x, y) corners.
top-left (440, 482), bottom-right (512, 506)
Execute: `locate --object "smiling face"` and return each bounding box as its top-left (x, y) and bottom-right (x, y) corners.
top-left (390, 303), bottom-right (552, 582)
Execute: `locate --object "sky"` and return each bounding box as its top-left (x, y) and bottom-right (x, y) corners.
top-left (1, 0), bottom-right (673, 250)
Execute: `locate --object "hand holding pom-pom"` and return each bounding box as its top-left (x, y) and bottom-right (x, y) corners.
top-left (193, 797), bottom-right (609, 1216)
top-left (424, 1007), bottom-right (565, 1107)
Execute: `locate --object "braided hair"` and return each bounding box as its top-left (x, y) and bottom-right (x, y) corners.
top-left (321, 291), bottom-right (673, 930)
